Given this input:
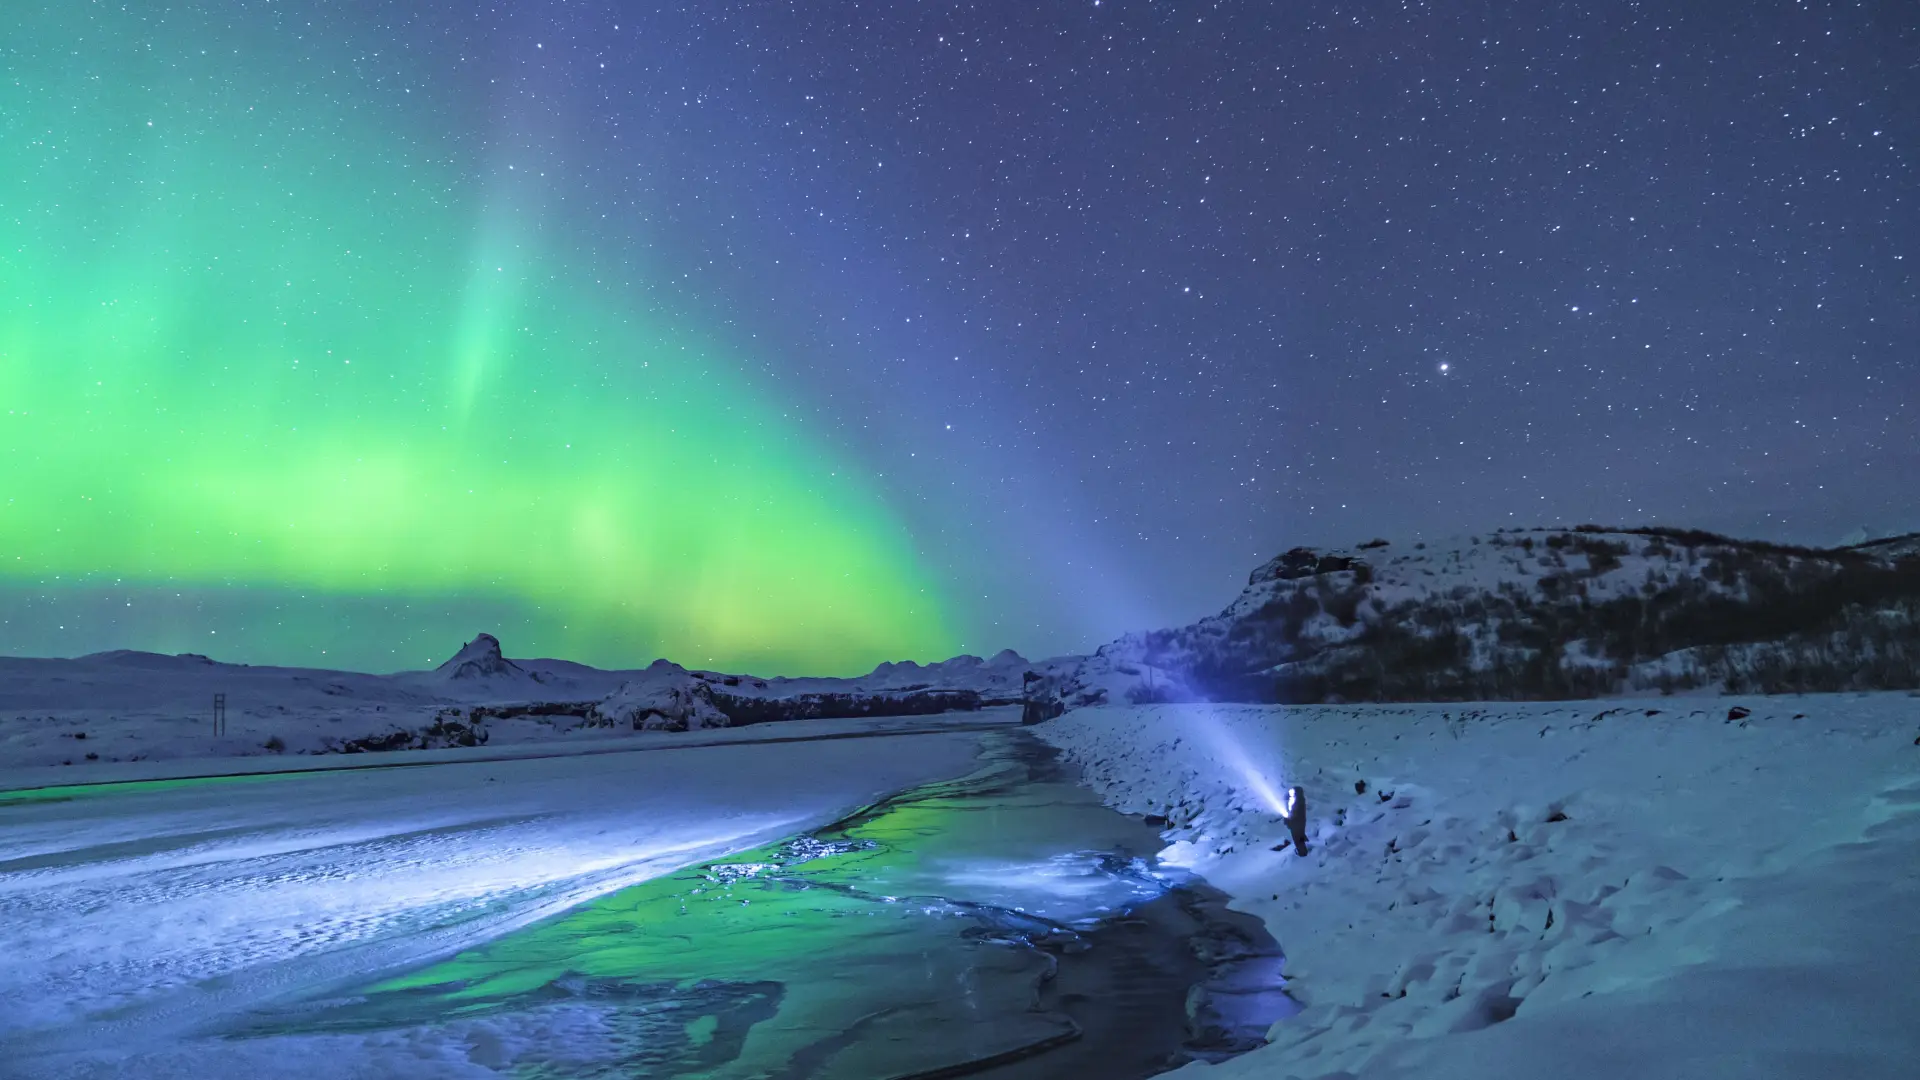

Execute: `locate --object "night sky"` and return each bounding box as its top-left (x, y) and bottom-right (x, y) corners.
top-left (3, 1), bottom-right (1915, 673)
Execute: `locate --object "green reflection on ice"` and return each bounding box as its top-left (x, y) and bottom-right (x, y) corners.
top-left (255, 742), bottom-right (1161, 1079)
top-left (0, 770), bottom-right (307, 806)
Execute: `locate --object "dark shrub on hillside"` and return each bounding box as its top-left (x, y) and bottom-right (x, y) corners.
top-left (1125, 681), bottom-right (1180, 705)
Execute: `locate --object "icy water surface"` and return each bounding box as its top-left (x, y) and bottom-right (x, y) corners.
top-left (240, 733), bottom-right (1294, 1078)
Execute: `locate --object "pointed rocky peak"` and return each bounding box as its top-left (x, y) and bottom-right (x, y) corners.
top-left (436, 633), bottom-right (525, 681)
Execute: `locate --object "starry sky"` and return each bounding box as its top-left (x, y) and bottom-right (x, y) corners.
top-left (3, 0), bottom-right (1915, 673)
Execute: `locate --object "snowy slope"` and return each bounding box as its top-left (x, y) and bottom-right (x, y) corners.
top-left (1045, 526), bottom-right (1920, 708)
top-left (1037, 694), bottom-right (1920, 1080)
top-left (1849, 530), bottom-right (1920, 561)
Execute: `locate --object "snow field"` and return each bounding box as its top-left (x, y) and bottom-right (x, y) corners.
top-left (1038, 693), bottom-right (1920, 1080)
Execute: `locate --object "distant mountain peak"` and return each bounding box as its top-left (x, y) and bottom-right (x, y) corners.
top-left (435, 633), bottom-right (526, 681)
top-left (78, 649), bottom-right (220, 669)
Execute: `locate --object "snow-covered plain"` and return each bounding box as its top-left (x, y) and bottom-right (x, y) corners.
top-left (0, 729), bottom-right (985, 1078)
top-left (1038, 693), bottom-right (1920, 1079)
top-left (0, 640), bottom-right (1059, 770)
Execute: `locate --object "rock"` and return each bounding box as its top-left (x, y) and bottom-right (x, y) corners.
top-left (592, 673), bottom-right (732, 732)
top-left (712, 687), bottom-right (981, 725)
top-left (418, 716), bottom-right (488, 748)
top-left (435, 633), bottom-right (526, 681)
top-left (1250, 547), bottom-right (1363, 584)
top-left (335, 729), bottom-right (415, 754)
top-left (1022, 695), bottom-right (1066, 726)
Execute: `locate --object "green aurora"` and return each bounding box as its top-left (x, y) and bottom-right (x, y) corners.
top-left (1, 6), bottom-right (957, 673)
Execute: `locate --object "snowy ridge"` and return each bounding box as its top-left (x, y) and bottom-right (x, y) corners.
top-left (0, 639), bottom-right (1061, 771)
top-left (11, 522), bottom-right (1915, 771)
top-left (1045, 526), bottom-right (1920, 708)
top-left (1849, 530), bottom-right (1920, 560)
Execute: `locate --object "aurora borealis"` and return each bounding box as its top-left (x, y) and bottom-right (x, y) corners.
top-left (2, 3), bottom-right (956, 672)
top-left (4, 1), bottom-right (1916, 673)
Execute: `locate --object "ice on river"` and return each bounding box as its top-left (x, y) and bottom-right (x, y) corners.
top-left (0, 730), bottom-right (984, 1077)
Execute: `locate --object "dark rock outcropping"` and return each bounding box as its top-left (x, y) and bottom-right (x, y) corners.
top-left (327, 714), bottom-right (490, 753)
top-left (708, 687), bottom-right (982, 726)
top-left (1251, 547), bottom-right (1362, 583)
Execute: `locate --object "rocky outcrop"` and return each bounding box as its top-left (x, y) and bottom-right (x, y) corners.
top-left (463, 701), bottom-right (596, 721)
top-left (1020, 667), bottom-right (1067, 726)
top-left (591, 663), bottom-right (733, 731)
top-left (435, 633), bottom-right (532, 682)
top-left (324, 714), bottom-right (490, 753)
top-left (707, 687), bottom-right (982, 725)
top-left (1250, 547), bottom-right (1363, 583)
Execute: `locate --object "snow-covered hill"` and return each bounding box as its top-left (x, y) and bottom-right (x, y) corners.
top-left (0, 637), bottom-right (1070, 770)
top-left (1043, 526), bottom-right (1920, 708)
top-left (1850, 530), bottom-right (1920, 561)
top-left (10, 523), bottom-right (1914, 768)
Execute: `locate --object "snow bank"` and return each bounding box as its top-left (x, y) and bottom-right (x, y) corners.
top-left (1037, 693), bottom-right (1920, 1079)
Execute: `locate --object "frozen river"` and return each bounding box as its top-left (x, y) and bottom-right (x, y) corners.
top-left (0, 725), bottom-right (1289, 1078)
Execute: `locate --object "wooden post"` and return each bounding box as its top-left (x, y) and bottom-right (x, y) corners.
top-left (213, 693), bottom-right (227, 738)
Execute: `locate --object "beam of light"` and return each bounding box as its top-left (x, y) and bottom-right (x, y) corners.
top-left (0, 3), bottom-right (959, 674)
top-left (1189, 708), bottom-right (1291, 816)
